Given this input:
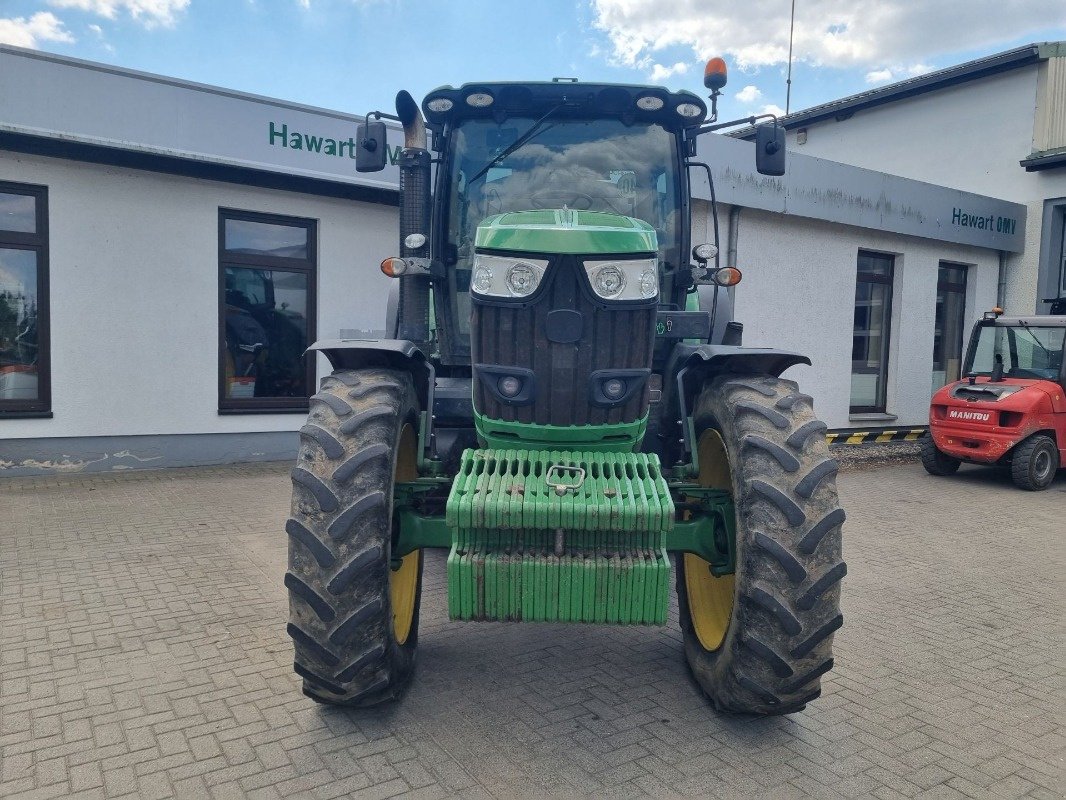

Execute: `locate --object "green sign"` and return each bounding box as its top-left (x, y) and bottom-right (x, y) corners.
top-left (952, 207), bottom-right (1017, 235)
top-left (268, 121), bottom-right (402, 165)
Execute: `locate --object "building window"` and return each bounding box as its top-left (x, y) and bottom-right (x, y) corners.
top-left (1035, 201), bottom-right (1066, 314)
top-left (0, 182), bottom-right (49, 415)
top-left (851, 250), bottom-right (894, 413)
top-left (219, 209), bottom-right (316, 412)
top-left (1058, 215), bottom-right (1066, 300)
top-left (932, 263), bottom-right (968, 392)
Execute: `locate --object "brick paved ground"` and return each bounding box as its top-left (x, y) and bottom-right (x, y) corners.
top-left (1, 461), bottom-right (1062, 799)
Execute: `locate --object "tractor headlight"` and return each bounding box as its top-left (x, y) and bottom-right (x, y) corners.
top-left (602, 378), bottom-right (627, 400)
top-left (506, 264), bottom-right (538, 296)
top-left (472, 266), bottom-right (494, 294)
top-left (471, 254), bottom-right (549, 298)
top-left (426, 97), bottom-right (454, 113)
top-left (583, 258), bottom-right (659, 301)
top-left (498, 376), bottom-right (523, 398)
top-left (638, 269), bottom-right (658, 298)
top-left (594, 266), bottom-right (626, 298)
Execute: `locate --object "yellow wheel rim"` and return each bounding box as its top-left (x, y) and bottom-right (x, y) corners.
top-left (684, 428), bottom-right (736, 652)
top-left (390, 423), bottom-right (419, 645)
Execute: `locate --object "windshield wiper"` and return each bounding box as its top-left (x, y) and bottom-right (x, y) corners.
top-left (468, 103), bottom-right (564, 185)
top-left (1017, 321), bottom-right (1054, 362)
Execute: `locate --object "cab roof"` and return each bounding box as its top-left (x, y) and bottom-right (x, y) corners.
top-left (421, 81), bottom-right (707, 131)
top-left (983, 315), bottom-right (1066, 326)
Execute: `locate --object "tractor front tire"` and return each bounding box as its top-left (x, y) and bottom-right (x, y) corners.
top-left (286, 368), bottom-right (423, 706)
top-left (677, 374), bottom-right (846, 715)
top-left (1010, 434), bottom-right (1059, 491)
top-left (921, 435), bottom-right (961, 476)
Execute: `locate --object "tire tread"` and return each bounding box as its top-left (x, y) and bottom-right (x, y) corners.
top-left (286, 368), bottom-right (422, 707)
top-left (677, 373), bottom-right (846, 716)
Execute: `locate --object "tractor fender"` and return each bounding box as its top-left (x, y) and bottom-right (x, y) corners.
top-left (661, 343), bottom-right (811, 464)
top-left (307, 338), bottom-right (435, 411)
top-left (385, 282), bottom-right (400, 339)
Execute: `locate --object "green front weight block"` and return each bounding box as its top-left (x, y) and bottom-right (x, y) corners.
top-left (445, 448), bottom-right (674, 624)
top-left (390, 457), bottom-right (737, 624)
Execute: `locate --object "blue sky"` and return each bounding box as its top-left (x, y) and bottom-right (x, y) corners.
top-left (2, 1), bottom-right (1064, 123)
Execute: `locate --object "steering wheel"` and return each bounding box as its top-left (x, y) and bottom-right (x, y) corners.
top-left (530, 190), bottom-right (595, 210)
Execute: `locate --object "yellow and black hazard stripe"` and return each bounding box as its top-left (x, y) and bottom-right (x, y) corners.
top-left (826, 427), bottom-right (927, 446)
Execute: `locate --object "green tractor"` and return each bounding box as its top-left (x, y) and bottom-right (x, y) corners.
top-left (285, 61), bottom-right (846, 715)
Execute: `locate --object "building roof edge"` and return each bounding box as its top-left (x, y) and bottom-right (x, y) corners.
top-left (730, 42), bottom-right (1057, 139)
top-left (0, 43), bottom-right (401, 128)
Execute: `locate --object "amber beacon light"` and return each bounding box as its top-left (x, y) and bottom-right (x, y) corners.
top-left (704, 57), bottom-right (728, 91)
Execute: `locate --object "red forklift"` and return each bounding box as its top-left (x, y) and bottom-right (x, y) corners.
top-left (923, 308), bottom-right (1065, 490)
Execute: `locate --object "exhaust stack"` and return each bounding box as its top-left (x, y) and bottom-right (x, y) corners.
top-left (394, 90), bottom-right (432, 343)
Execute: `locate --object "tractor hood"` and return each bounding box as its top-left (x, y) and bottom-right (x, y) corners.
top-left (474, 209), bottom-right (657, 256)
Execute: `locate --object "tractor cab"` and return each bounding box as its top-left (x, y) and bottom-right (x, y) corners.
top-left (420, 81), bottom-right (704, 364)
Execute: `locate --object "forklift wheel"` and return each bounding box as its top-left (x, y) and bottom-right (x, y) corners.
top-left (676, 374), bottom-right (846, 715)
top-left (1010, 434), bottom-right (1059, 491)
top-left (285, 368), bottom-right (423, 706)
top-left (921, 435), bottom-right (961, 476)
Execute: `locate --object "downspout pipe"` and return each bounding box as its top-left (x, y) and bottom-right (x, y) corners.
top-left (996, 250), bottom-right (1007, 309)
top-left (721, 205), bottom-right (743, 345)
top-left (727, 205), bottom-right (741, 273)
top-left (395, 90), bottom-right (432, 343)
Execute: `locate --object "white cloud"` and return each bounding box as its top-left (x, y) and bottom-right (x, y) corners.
top-left (47, 0), bottom-right (190, 28)
top-left (735, 84), bottom-right (763, 104)
top-left (649, 61), bottom-right (689, 82)
top-left (591, 0), bottom-right (1064, 71)
top-left (863, 60), bottom-right (938, 85)
top-left (0, 12), bottom-right (75, 48)
top-left (86, 21), bottom-right (115, 51)
top-left (760, 103), bottom-right (786, 118)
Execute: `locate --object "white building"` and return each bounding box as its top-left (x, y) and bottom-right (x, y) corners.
top-left (0, 45), bottom-right (1033, 475)
top-left (736, 42), bottom-right (1065, 315)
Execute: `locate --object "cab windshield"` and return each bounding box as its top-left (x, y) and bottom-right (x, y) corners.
top-left (441, 117), bottom-right (680, 339)
top-left (965, 324), bottom-right (1065, 380)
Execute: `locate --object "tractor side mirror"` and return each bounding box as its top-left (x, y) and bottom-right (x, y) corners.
top-left (755, 123), bottom-right (786, 176)
top-left (356, 120), bottom-right (387, 173)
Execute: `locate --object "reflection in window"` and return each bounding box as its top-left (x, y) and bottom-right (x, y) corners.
top-left (0, 192), bottom-right (36, 234)
top-left (219, 210), bottom-right (315, 411)
top-left (0, 182), bottom-right (48, 413)
top-left (223, 268), bottom-right (309, 399)
top-left (224, 218), bottom-right (308, 259)
top-left (932, 263), bottom-right (968, 393)
top-left (851, 251), bottom-right (894, 413)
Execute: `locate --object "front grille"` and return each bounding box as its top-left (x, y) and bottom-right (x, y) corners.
top-left (471, 257), bottom-right (655, 426)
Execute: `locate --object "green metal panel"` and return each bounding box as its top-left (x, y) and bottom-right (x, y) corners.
top-left (475, 412), bottom-right (649, 454)
top-left (665, 486), bottom-right (736, 576)
top-left (446, 448), bottom-right (673, 624)
top-left (475, 209), bottom-right (657, 255)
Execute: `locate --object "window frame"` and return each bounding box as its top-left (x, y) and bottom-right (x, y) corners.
top-left (217, 208), bottom-right (317, 414)
top-left (850, 249), bottom-right (895, 414)
top-left (0, 181), bottom-right (50, 417)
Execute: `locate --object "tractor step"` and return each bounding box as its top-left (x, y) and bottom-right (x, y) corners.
top-left (445, 449), bottom-right (674, 624)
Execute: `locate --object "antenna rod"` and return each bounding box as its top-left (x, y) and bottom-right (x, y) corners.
top-left (785, 0), bottom-right (796, 114)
